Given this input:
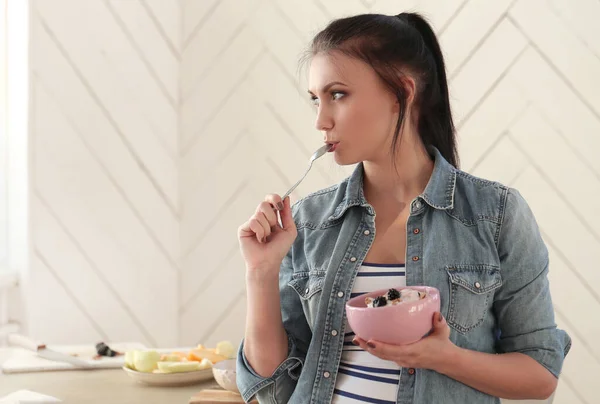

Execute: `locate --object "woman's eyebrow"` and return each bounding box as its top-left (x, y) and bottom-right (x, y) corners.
top-left (307, 81), bottom-right (348, 95)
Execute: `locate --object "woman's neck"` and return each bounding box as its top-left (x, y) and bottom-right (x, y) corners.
top-left (362, 139), bottom-right (434, 208)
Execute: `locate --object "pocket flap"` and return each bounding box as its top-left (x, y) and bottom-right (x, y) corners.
top-left (447, 264), bottom-right (502, 294)
top-left (288, 273), bottom-right (325, 299)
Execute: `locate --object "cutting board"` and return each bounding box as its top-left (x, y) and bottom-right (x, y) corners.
top-left (190, 389), bottom-right (258, 403)
top-left (1, 343), bottom-right (147, 374)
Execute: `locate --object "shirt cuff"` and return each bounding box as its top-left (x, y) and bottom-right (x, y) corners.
top-left (236, 334), bottom-right (304, 402)
top-left (496, 327), bottom-right (572, 378)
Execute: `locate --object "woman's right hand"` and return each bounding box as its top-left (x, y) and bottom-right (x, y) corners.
top-left (238, 194), bottom-right (298, 276)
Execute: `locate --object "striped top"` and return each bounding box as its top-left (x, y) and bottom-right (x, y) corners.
top-left (332, 263), bottom-right (406, 404)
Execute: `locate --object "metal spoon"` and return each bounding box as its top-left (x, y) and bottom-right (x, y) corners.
top-left (281, 143), bottom-right (333, 202)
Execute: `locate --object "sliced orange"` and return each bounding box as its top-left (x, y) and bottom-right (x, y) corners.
top-left (188, 348), bottom-right (227, 364)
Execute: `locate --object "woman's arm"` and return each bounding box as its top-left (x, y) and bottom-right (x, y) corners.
top-left (243, 269), bottom-right (289, 377)
top-left (354, 311), bottom-right (557, 400)
top-left (433, 188), bottom-right (564, 400)
top-left (439, 344), bottom-right (557, 400)
top-left (237, 197), bottom-right (312, 403)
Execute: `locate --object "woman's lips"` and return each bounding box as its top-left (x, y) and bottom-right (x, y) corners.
top-left (327, 143), bottom-right (339, 152)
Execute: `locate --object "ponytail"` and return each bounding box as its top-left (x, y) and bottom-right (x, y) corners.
top-left (398, 12), bottom-right (458, 168)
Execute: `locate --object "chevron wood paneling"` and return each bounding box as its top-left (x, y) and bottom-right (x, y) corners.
top-left (25, 0), bottom-right (597, 401)
top-left (30, 0), bottom-right (180, 347)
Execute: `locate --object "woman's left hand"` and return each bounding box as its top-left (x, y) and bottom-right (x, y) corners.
top-left (353, 312), bottom-right (457, 372)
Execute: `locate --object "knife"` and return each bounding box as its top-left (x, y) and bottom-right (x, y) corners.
top-left (7, 334), bottom-right (93, 369)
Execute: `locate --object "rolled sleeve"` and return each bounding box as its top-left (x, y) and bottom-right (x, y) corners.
top-left (493, 188), bottom-right (571, 378)
top-left (236, 232), bottom-right (312, 403)
top-left (236, 333), bottom-right (305, 403)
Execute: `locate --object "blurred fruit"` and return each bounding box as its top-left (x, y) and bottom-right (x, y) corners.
top-left (124, 341), bottom-right (236, 374)
top-left (124, 351), bottom-right (136, 369)
top-left (164, 361), bottom-right (202, 373)
top-left (215, 341), bottom-right (236, 359)
top-left (172, 351), bottom-right (187, 359)
top-left (188, 351), bottom-right (201, 362)
top-left (157, 361), bottom-right (180, 372)
top-left (160, 354), bottom-right (181, 362)
top-left (133, 350), bottom-right (161, 373)
top-left (198, 358), bottom-right (212, 370)
top-left (189, 348), bottom-right (228, 364)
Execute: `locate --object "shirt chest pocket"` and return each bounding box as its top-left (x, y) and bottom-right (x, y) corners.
top-left (288, 272), bottom-right (326, 331)
top-left (446, 265), bottom-right (502, 334)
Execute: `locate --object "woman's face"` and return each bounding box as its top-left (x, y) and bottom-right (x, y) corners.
top-left (308, 51), bottom-right (402, 166)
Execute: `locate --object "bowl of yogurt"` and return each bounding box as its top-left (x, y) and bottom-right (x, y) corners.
top-left (345, 286), bottom-right (440, 345)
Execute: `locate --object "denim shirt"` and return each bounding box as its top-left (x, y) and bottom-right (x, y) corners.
top-left (236, 147), bottom-right (571, 404)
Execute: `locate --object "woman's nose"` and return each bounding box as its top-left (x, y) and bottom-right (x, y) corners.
top-left (315, 106), bottom-right (333, 131)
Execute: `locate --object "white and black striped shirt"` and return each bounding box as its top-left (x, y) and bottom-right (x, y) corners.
top-left (332, 263), bottom-right (406, 404)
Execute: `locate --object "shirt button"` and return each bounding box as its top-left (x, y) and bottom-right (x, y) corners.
top-left (305, 288), bottom-right (310, 294)
top-left (331, 330), bottom-right (338, 336)
top-left (323, 371), bottom-right (331, 378)
top-left (408, 368), bottom-right (415, 375)
top-left (475, 281), bottom-right (481, 289)
top-left (413, 228), bottom-right (420, 234)
top-left (412, 256), bottom-right (420, 262)
top-left (364, 230), bottom-right (370, 236)
top-left (337, 291), bottom-right (344, 298)
top-left (350, 257), bottom-right (357, 262)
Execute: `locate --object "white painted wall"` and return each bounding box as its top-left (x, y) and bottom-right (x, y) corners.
top-left (28, 0), bottom-right (179, 347)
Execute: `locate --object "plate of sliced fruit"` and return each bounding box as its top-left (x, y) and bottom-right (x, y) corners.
top-left (122, 341), bottom-right (236, 387)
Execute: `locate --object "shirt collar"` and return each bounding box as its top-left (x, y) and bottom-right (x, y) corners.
top-left (330, 146), bottom-right (456, 220)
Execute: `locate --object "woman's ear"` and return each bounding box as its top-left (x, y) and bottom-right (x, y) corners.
top-left (392, 75), bottom-right (417, 114)
top-left (401, 75), bottom-right (417, 106)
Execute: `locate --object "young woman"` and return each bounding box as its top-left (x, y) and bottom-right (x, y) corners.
top-left (236, 12), bottom-right (570, 404)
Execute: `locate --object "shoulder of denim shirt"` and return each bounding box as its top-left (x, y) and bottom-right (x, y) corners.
top-left (453, 169), bottom-right (508, 200)
top-left (444, 170), bottom-right (504, 233)
top-left (289, 179), bottom-right (350, 230)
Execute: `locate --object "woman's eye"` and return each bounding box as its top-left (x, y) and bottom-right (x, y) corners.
top-left (332, 91), bottom-right (345, 100)
top-left (310, 91), bottom-right (345, 106)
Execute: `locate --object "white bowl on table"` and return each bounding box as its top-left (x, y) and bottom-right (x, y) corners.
top-left (211, 359), bottom-right (239, 393)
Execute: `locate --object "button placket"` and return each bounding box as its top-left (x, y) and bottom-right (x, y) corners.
top-left (406, 202), bottom-right (425, 286)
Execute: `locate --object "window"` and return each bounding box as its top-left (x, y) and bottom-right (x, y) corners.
top-left (1, 0), bottom-right (28, 277)
top-left (0, 0), bottom-right (7, 272)
top-left (0, 0), bottom-right (27, 343)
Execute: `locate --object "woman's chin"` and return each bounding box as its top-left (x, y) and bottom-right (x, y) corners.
top-left (333, 152), bottom-right (362, 166)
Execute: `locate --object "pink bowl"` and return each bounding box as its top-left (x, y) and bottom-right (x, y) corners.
top-left (345, 286), bottom-right (440, 345)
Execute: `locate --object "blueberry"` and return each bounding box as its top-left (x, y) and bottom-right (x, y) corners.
top-left (95, 342), bottom-right (118, 357)
top-left (373, 296), bottom-right (387, 307)
top-left (387, 288), bottom-right (401, 300)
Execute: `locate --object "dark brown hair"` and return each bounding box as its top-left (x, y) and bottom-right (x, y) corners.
top-left (304, 12), bottom-right (459, 168)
